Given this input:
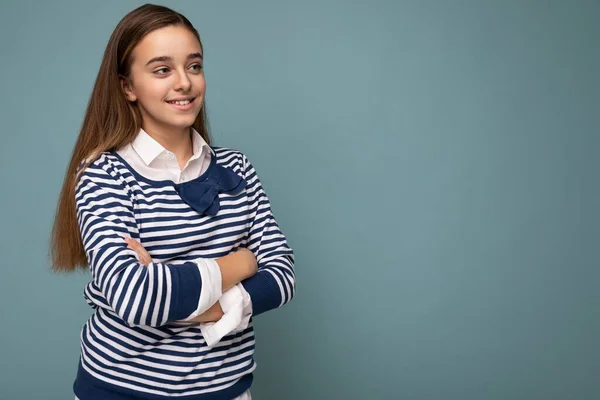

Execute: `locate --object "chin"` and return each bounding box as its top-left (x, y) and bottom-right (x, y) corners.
top-left (169, 116), bottom-right (198, 128)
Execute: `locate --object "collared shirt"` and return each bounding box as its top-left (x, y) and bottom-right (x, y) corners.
top-left (118, 126), bottom-right (214, 184)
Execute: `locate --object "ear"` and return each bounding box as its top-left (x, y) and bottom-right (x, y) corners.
top-left (119, 75), bottom-right (137, 102)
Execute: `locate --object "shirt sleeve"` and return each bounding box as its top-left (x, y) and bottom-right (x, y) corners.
top-left (198, 284), bottom-right (252, 346)
top-left (239, 154), bottom-right (296, 316)
top-left (237, 284), bottom-right (253, 327)
top-left (75, 161), bottom-right (221, 327)
top-left (179, 258), bottom-right (223, 321)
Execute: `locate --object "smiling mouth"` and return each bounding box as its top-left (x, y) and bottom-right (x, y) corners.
top-left (166, 97), bottom-right (196, 105)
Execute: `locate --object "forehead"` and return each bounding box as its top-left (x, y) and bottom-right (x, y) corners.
top-left (133, 25), bottom-right (202, 62)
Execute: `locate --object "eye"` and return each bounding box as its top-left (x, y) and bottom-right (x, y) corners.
top-left (154, 67), bottom-right (170, 75)
top-left (190, 64), bottom-right (203, 72)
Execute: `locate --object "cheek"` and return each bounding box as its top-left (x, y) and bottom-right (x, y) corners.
top-left (195, 75), bottom-right (207, 93)
top-left (137, 78), bottom-right (170, 102)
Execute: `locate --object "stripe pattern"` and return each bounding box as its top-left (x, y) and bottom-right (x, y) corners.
top-left (74, 147), bottom-right (295, 398)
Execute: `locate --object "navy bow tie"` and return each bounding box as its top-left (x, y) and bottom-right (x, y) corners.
top-left (174, 164), bottom-right (246, 216)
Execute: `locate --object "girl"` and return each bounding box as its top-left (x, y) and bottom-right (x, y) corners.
top-left (51, 4), bottom-right (296, 399)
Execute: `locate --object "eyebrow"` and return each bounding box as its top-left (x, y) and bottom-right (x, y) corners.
top-left (145, 52), bottom-right (203, 66)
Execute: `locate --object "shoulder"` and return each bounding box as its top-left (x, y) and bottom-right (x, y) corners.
top-left (211, 146), bottom-right (254, 173)
top-left (211, 147), bottom-right (266, 194)
top-left (75, 152), bottom-right (130, 194)
top-left (212, 145), bottom-right (245, 162)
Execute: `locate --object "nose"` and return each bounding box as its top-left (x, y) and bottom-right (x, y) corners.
top-left (174, 69), bottom-right (192, 92)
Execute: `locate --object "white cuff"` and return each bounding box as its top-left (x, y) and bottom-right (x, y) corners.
top-left (181, 258), bottom-right (222, 321)
top-left (199, 284), bottom-right (253, 347)
top-left (236, 284), bottom-right (253, 332)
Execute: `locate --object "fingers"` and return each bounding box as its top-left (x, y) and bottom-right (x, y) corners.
top-left (124, 237), bottom-right (153, 266)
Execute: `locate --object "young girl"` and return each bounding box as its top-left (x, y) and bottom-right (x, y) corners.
top-left (51, 4), bottom-right (295, 399)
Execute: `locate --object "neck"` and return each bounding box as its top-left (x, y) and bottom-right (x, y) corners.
top-left (143, 124), bottom-right (193, 165)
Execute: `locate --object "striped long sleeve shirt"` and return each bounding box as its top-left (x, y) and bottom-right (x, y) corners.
top-left (72, 146), bottom-right (295, 399)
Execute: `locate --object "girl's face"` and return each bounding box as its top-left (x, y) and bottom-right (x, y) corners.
top-left (121, 25), bottom-right (205, 135)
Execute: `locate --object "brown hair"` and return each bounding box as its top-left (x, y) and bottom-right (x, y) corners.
top-left (50, 4), bottom-right (211, 272)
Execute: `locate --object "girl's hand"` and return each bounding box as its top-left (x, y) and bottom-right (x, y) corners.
top-left (124, 237), bottom-right (153, 266)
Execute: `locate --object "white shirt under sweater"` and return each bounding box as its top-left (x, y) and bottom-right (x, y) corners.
top-left (77, 130), bottom-right (295, 400)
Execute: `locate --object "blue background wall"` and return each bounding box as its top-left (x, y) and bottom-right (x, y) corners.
top-left (0, 1), bottom-right (598, 399)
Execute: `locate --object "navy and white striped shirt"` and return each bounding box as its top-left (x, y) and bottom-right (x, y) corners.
top-left (72, 145), bottom-right (295, 399)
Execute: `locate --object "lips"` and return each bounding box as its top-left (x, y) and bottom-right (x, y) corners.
top-left (166, 97), bottom-right (195, 105)
top-left (166, 96), bottom-right (197, 111)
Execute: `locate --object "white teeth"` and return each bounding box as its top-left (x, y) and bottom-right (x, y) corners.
top-left (169, 99), bottom-right (191, 105)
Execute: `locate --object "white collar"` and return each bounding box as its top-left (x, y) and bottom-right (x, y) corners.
top-left (131, 127), bottom-right (214, 166)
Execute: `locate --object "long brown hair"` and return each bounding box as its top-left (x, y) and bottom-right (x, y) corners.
top-left (51, 4), bottom-right (211, 272)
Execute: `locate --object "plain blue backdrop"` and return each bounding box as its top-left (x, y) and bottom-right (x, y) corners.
top-left (0, 0), bottom-right (598, 399)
